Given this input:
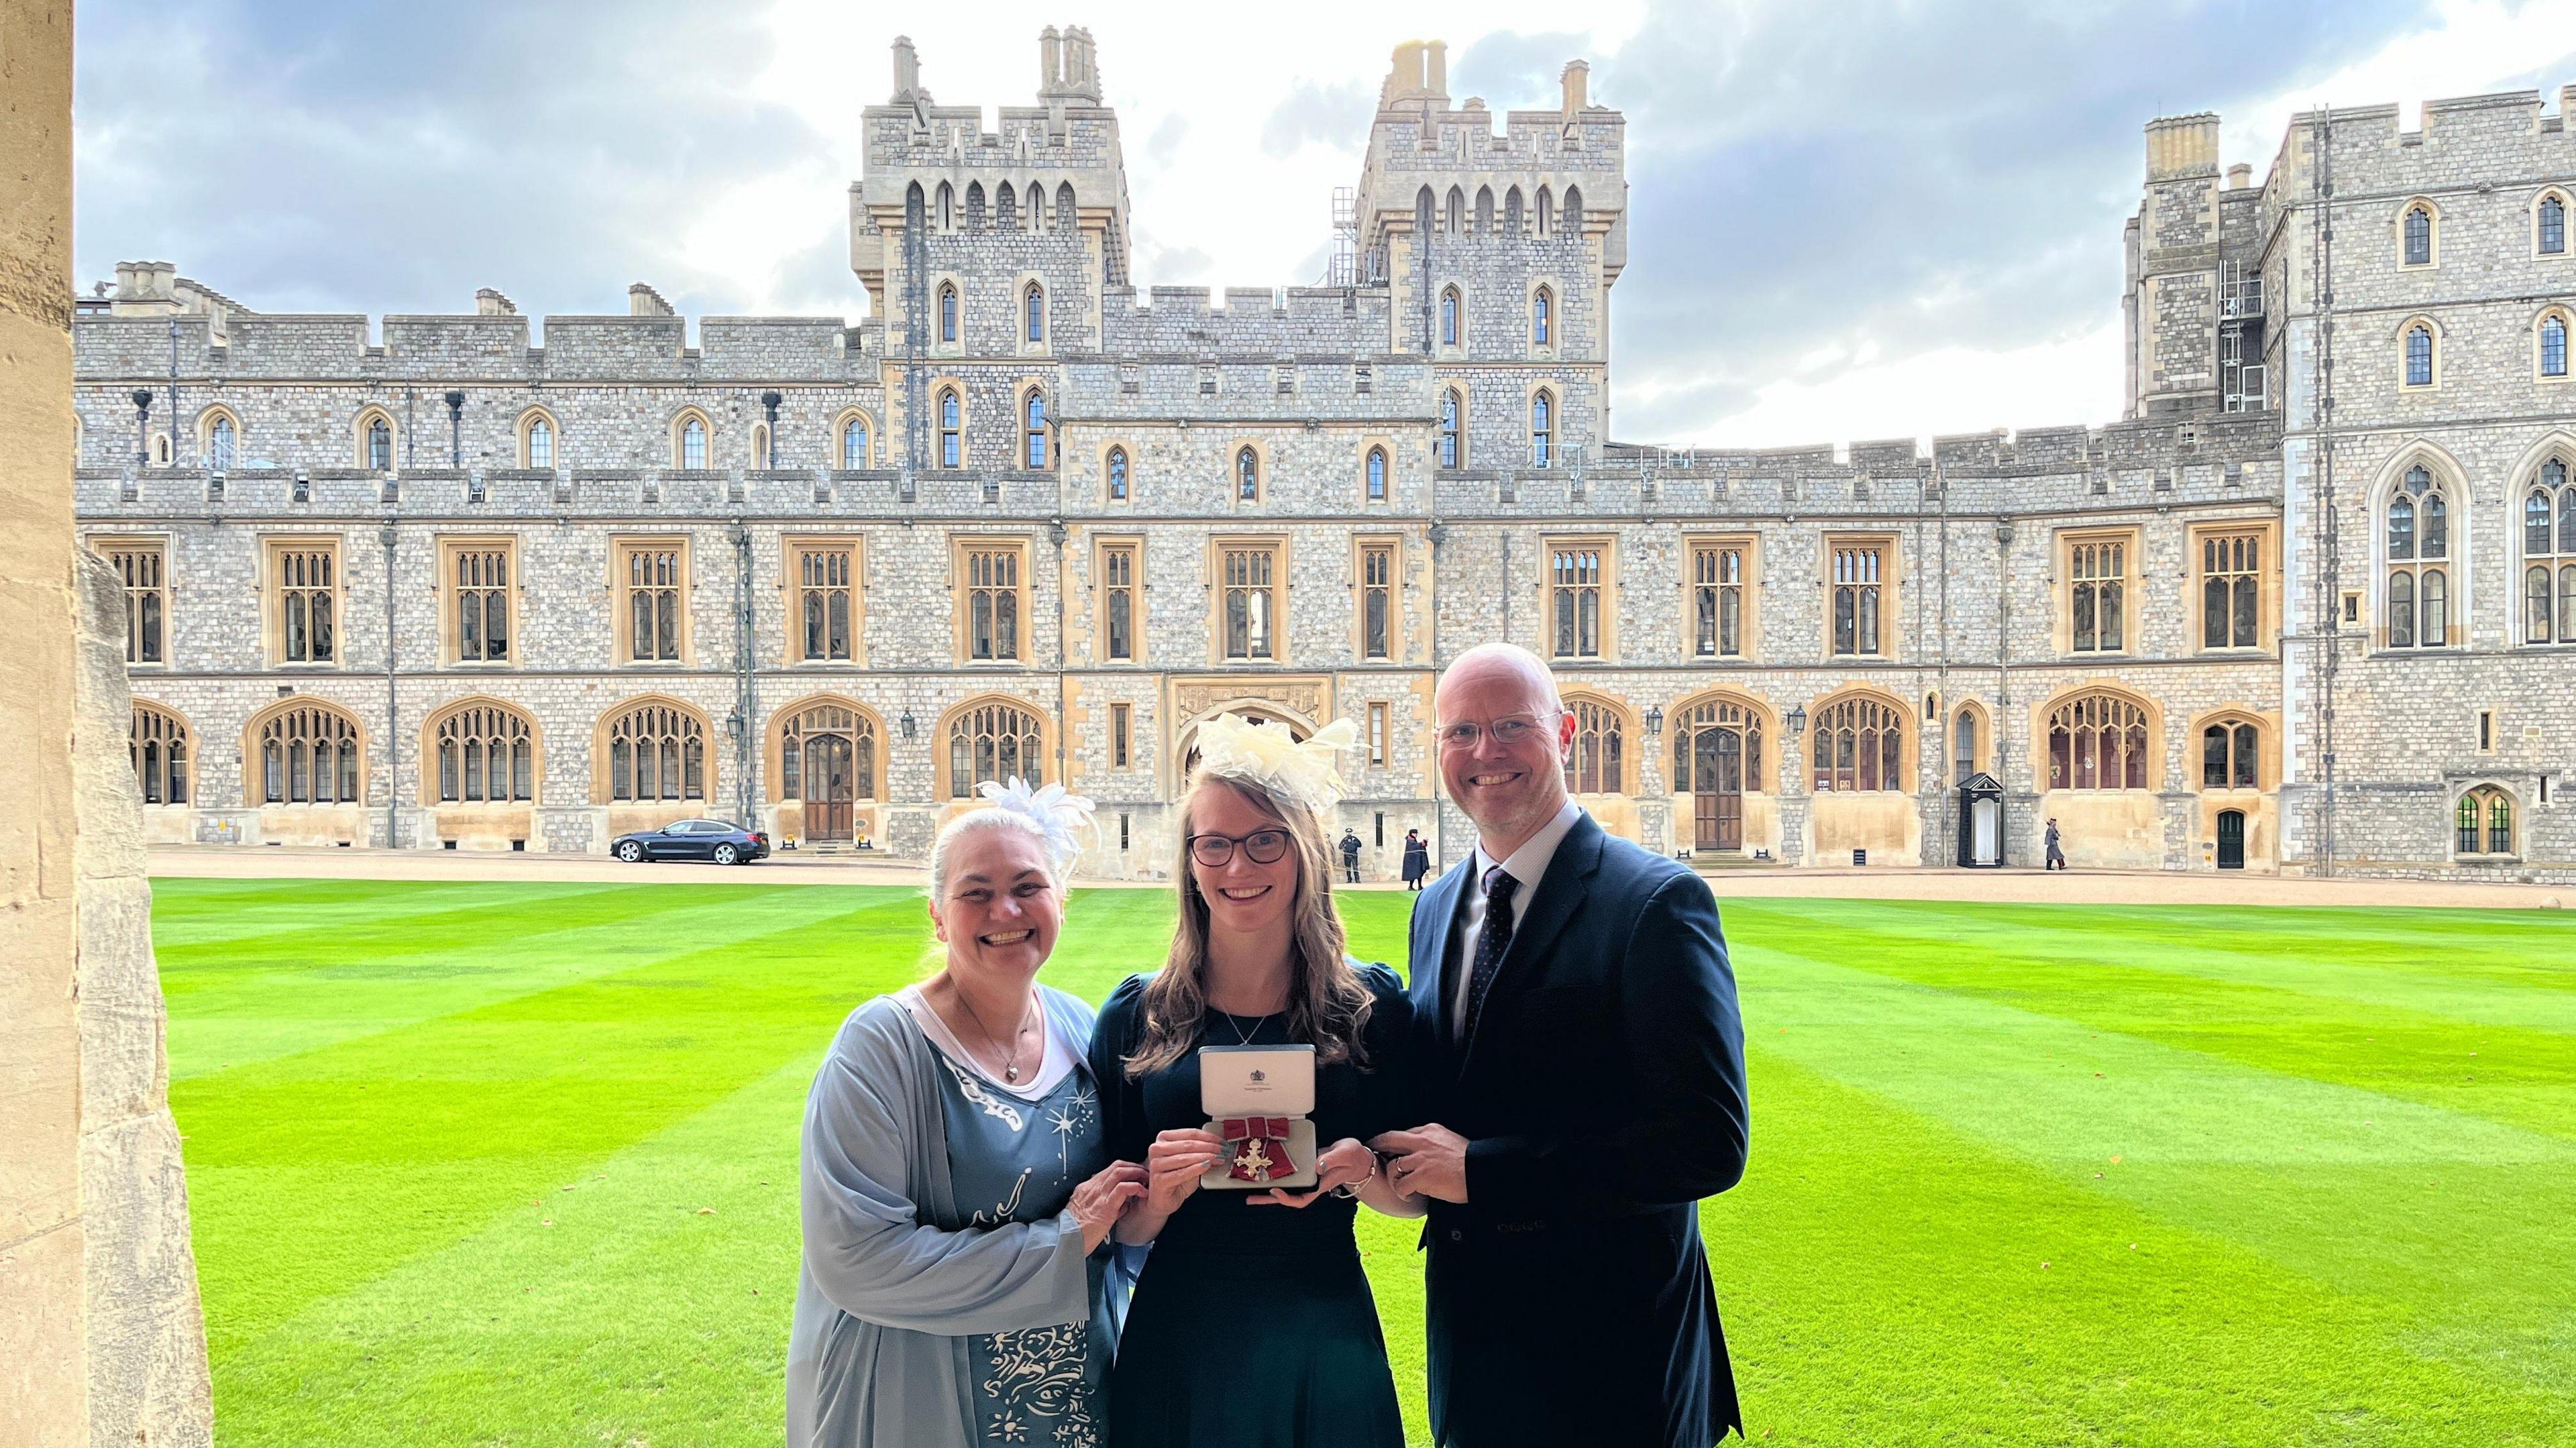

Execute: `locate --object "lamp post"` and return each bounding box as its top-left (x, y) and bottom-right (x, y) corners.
top-left (761, 390), bottom-right (782, 469)
top-left (444, 392), bottom-right (465, 468)
top-left (130, 388), bottom-right (153, 467)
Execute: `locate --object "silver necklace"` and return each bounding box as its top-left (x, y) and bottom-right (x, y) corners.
top-left (953, 987), bottom-right (1038, 1082)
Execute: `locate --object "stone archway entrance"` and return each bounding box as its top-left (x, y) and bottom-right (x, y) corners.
top-left (781, 702), bottom-right (874, 842)
top-left (1671, 697), bottom-right (1763, 852)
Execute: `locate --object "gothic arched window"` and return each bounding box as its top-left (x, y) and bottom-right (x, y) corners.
top-left (605, 701), bottom-right (705, 802)
top-left (1023, 390), bottom-right (1049, 469)
top-left (258, 702), bottom-right (362, 805)
top-left (2404, 323), bottom-right (2434, 387)
top-left (1024, 282), bottom-right (1045, 343)
top-left (1532, 286), bottom-right (1552, 347)
top-left (131, 703), bottom-right (189, 805)
top-left (938, 282), bottom-right (959, 343)
top-left (435, 703), bottom-right (535, 803)
top-left (2457, 785), bottom-right (2516, 857)
top-left (1530, 391), bottom-right (1554, 468)
top-left (1366, 446), bottom-right (1387, 502)
top-left (938, 389), bottom-right (961, 469)
top-left (1440, 286), bottom-right (1461, 347)
top-left (1811, 696), bottom-right (1904, 793)
top-left (2045, 693), bottom-right (2152, 791)
top-left (842, 416), bottom-right (869, 468)
top-left (948, 700), bottom-right (1044, 797)
top-left (2403, 204), bottom-right (2433, 266)
top-left (1236, 447), bottom-right (1259, 502)
top-left (2200, 718), bottom-right (2261, 790)
top-left (1106, 446), bottom-right (1129, 502)
top-left (1561, 696), bottom-right (1626, 794)
top-left (1438, 389), bottom-right (1462, 469)
top-left (2526, 457), bottom-right (2576, 643)
top-left (2387, 465), bottom-right (2451, 648)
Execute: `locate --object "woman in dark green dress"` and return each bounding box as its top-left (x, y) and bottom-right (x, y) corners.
top-left (1089, 716), bottom-right (1424, 1447)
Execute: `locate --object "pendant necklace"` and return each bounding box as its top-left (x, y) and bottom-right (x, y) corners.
top-left (954, 986), bottom-right (1036, 1082)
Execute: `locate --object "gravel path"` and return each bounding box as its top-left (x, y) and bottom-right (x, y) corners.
top-left (146, 845), bottom-right (2569, 909)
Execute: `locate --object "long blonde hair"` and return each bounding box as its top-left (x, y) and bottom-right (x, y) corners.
top-left (1126, 772), bottom-right (1375, 1078)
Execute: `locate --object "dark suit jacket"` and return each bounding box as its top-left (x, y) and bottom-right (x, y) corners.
top-left (1405, 812), bottom-right (1748, 1447)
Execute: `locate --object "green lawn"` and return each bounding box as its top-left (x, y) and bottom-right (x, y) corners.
top-left (156, 880), bottom-right (2576, 1447)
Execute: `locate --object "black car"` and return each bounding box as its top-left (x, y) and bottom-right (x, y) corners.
top-left (610, 818), bottom-right (771, 865)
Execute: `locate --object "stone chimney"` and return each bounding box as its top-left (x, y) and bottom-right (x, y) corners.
top-left (1562, 59), bottom-right (1590, 116)
top-left (109, 260), bottom-right (179, 316)
top-left (2145, 113), bottom-right (2220, 181)
top-left (629, 283), bottom-right (675, 317)
top-left (1040, 25), bottom-right (1062, 93)
top-left (891, 35), bottom-right (927, 105)
top-left (476, 288), bottom-right (517, 315)
top-left (1426, 40), bottom-right (1447, 101)
top-left (2226, 162), bottom-right (2253, 189)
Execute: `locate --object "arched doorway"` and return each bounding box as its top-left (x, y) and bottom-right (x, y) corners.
top-left (2216, 810), bottom-right (2245, 870)
top-left (782, 702), bottom-right (876, 842)
top-left (1671, 698), bottom-right (1763, 851)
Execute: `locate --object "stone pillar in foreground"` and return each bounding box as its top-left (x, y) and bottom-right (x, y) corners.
top-left (0, 1), bottom-right (215, 1442)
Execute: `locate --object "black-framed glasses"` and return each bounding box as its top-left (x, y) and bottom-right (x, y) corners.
top-left (1435, 712), bottom-right (1556, 751)
top-left (1189, 829), bottom-right (1293, 868)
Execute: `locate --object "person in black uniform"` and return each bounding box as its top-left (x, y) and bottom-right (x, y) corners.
top-left (1091, 716), bottom-right (1423, 1448)
top-left (1400, 830), bottom-right (1431, 891)
top-left (1339, 829), bottom-right (1364, 883)
top-left (1375, 644), bottom-right (1750, 1448)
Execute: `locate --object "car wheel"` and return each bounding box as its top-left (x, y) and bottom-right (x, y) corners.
top-left (616, 841), bottom-right (646, 863)
top-left (712, 843), bottom-right (740, 866)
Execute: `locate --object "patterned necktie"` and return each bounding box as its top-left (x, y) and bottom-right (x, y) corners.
top-left (1462, 866), bottom-right (1519, 1046)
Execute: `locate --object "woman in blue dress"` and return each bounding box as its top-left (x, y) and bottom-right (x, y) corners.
top-left (790, 784), bottom-right (1148, 1448)
top-left (1089, 716), bottom-right (1425, 1447)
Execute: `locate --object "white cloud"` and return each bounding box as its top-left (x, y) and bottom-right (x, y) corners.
top-left (73, 0), bottom-right (2574, 448)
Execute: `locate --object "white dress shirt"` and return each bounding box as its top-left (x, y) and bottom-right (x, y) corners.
top-left (1450, 799), bottom-right (1586, 1032)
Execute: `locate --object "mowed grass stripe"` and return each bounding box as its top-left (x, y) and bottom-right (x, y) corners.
top-left (162, 883), bottom-right (877, 1080)
top-left (178, 889), bottom-right (926, 1354)
top-left (1710, 1046), bottom-right (2573, 1447)
top-left (1739, 938), bottom-right (2576, 1417)
top-left (1726, 901), bottom-right (2576, 1146)
top-left (1786, 899), bottom-right (2576, 1029)
top-left (148, 878), bottom-right (632, 948)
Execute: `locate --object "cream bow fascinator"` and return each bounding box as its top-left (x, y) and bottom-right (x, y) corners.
top-left (974, 778), bottom-right (1097, 873)
top-left (1191, 712), bottom-right (1359, 814)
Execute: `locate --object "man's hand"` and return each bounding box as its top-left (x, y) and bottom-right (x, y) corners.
top-left (1369, 1123), bottom-right (1470, 1204)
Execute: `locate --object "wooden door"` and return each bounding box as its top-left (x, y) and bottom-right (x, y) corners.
top-left (1693, 730), bottom-right (1743, 851)
top-left (806, 734), bottom-right (855, 842)
top-left (2216, 810), bottom-right (2245, 870)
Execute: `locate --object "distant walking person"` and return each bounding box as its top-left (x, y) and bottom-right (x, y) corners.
top-left (1401, 829), bottom-right (1432, 891)
top-left (2045, 818), bottom-right (2068, 871)
top-left (1340, 829), bottom-right (1365, 883)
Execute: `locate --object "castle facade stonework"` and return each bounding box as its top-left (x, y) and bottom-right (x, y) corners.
top-left (68, 34), bottom-right (2576, 881)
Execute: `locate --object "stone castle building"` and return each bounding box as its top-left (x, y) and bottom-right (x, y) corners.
top-left (67, 32), bottom-right (2576, 881)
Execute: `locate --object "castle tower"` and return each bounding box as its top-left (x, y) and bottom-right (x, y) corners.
top-left (850, 28), bottom-right (1131, 471)
top-left (1350, 44), bottom-right (1625, 470)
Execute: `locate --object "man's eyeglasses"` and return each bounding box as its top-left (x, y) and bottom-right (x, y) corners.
top-left (1189, 829), bottom-right (1293, 868)
top-left (1435, 712), bottom-right (1556, 751)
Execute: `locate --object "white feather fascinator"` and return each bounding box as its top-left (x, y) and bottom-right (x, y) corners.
top-left (1191, 712), bottom-right (1359, 814)
top-left (974, 777), bottom-right (1096, 873)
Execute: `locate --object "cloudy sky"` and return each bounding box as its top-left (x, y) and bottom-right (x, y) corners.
top-left (72, 0), bottom-right (2576, 447)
